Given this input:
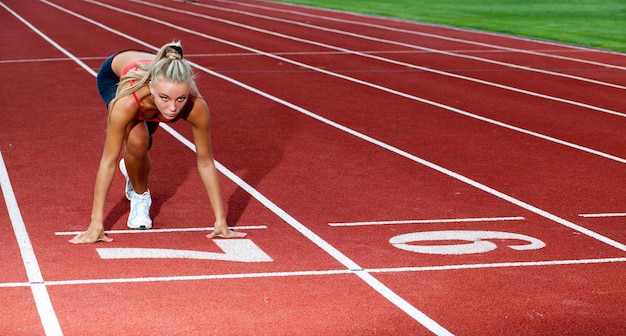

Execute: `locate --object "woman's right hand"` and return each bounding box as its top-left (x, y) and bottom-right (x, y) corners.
top-left (68, 222), bottom-right (113, 244)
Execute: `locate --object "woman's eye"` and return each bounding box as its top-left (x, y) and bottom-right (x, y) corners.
top-left (160, 96), bottom-right (169, 101)
top-left (177, 97), bottom-right (187, 102)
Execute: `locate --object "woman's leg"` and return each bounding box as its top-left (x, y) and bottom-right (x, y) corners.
top-left (124, 120), bottom-right (153, 192)
top-left (123, 120), bottom-right (154, 229)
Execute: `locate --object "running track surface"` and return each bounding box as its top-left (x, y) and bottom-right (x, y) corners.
top-left (1, 0), bottom-right (626, 335)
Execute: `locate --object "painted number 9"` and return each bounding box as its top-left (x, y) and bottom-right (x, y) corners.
top-left (389, 230), bottom-right (545, 255)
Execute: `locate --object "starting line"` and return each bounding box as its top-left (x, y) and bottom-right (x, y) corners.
top-left (328, 216), bottom-right (525, 227)
top-left (54, 225), bottom-right (267, 236)
top-left (579, 212), bottom-right (626, 218)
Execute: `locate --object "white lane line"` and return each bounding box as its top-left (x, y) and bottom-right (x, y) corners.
top-left (2, 48), bottom-right (600, 65)
top-left (579, 212), bottom-right (626, 218)
top-left (1, 256), bottom-right (623, 288)
top-left (54, 225), bottom-right (267, 236)
top-left (0, 149), bottom-right (62, 335)
top-left (329, 216), bottom-right (525, 227)
top-left (0, 4), bottom-right (68, 334)
top-left (367, 256), bottom-right (626, 273)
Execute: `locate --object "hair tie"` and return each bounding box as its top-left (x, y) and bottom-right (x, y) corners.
top-left (170, 45), bottom-right (183, 58)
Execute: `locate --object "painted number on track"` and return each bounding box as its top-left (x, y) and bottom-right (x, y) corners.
top-left (96, 239), bottom-right (273, 262)
top-left (389, 230), bottom-right (545, 255)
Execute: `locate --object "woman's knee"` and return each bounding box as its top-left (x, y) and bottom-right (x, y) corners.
top-left (126, 125), bottom-right (151, 157)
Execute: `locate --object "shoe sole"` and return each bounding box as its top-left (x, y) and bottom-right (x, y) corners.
top-left (127, 224), bottom-right (152, 230)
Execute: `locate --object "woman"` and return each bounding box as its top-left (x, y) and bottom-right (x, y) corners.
top-left (70, 41), bottom-right (247, 244)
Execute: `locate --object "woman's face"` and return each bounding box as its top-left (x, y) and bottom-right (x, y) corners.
top-left (149, 76), bottom-right (190, 121)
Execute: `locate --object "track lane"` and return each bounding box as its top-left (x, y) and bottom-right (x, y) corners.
top-left (2, 0), bottom-right (625, 335)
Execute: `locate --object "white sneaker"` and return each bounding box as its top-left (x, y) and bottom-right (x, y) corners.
top-left (128, 190), bottom-right (152, 230)
top-left (119, 158), bottom-right (133, 201)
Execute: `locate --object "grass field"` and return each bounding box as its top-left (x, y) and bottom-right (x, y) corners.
top-left (275, 0), bottom-right (626, 53)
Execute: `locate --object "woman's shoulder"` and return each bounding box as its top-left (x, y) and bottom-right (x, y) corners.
top-left (183, 96), bottom-right (209, 124)
top-left (110, 94), bottom-right (140, 118)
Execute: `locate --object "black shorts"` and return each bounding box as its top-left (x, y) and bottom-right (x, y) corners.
top-left (95, 49), bottom-right (153, 107)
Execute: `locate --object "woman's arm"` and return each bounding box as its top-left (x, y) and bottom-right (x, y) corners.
top-left (187, 98), bottom-right (247, 238)
top-left (69, 98), bottom-right (135, 244)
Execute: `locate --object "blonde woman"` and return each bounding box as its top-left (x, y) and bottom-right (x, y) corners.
top-left (70, 42), bottom-right (247, 244)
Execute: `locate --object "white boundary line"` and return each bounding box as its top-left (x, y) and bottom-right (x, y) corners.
top-left (0, 149), bottom-right (62, 335)
top-left (579, 212), bottom-right (626, 218)
top-left (329, 216), bottom-right (525, 227)
top-left (1, 256), bottom-right (623, 288)
top-left (0, 48), bottom-right (606, 65)
top-left (367, 256), bottom-right (626, 273)
top-left (54, 225), bottom-right (267, 235)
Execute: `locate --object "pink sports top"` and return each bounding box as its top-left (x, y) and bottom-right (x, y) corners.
top-left (121, 60), bottom-right (160, 122)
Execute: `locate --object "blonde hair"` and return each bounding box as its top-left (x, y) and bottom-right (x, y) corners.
top-left (108, 41), bottom-right (200, 113)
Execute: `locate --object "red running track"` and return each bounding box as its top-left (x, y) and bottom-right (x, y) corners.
top-left (1, 0), bottom-right (626, 335)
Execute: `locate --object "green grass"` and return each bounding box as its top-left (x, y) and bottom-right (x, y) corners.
top-left (274, 0), bottom-right (626, 53)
